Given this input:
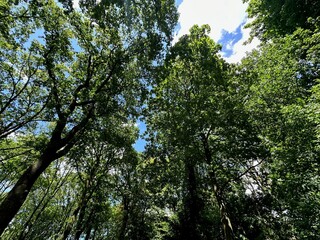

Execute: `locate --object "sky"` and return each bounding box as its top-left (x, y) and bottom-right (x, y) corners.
top-left (133, 0), bottom-right (260, 151)
top-left (173, 0), bottom-right (260, 63)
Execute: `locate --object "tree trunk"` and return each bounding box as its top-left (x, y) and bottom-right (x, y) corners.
top-left (84, 209), bottom-right (95, 240)
top-left (0, 148), bottom-right (57, 235)
top-left (75, 172), bottom-right (99, 240)
top-left (84, 225), bottom-right (92, 240)
top-left (201, 135), bottom-right (234, 240)
top-left (209, 170), bottom-right (234, 240)
top-left (183, 162), bottom-right (200, 239)
top-left (0, 105), bottom-right (92, 235)
top-left (118, 195), bottom-right (129, 240)
top-left (74, 202), bottom-right (87, 240)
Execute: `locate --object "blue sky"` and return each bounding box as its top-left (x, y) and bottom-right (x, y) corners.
top-left (218, 22), bottom-right (245, 58)
top-left (133, 121), bottom-right (147, 152)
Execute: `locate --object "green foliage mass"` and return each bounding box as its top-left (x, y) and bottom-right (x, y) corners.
top-left (244, 0), bottom-right (320, 41)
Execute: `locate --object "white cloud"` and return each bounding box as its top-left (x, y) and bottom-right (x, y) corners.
top-left (174, 0), bottom-right (260, 63)
top-left (174, 0), bottom-right (247, 42)
top-left (72, 0), bottom-right (101, 9)
top-left (226, 22), bottom-right (260, 63)
top-left (72, 0), bottom-right (79, 9)
top-left (225, 41), bottom-right (233, 51)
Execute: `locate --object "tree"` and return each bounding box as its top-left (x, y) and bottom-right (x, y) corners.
top-left (2, 160), bottom-right (74, 240)
top-left (244, 0), bottom-right (320, 41)
top-left (2, 0), bottom-right (319, 238)
top-left (0, 0), bottom-right (177, 234)
top-left (237, 22), bottom-right (320, 238)
top-left (1, 115), bottom-right (167, 239)
top-left (146, 25), bottom-right (267, 239)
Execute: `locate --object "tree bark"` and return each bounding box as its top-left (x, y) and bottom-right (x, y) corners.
top-left (209, 170), bottom-right (234, 240)
top-left (61, 206), bottom-right (80, 240)
top-left (74, 202), bottom-right (88, 240)
top-left (118, 195), bottom-right (129, 240)
top-left (83, 209), bottom-right (95, 240)
top-left (183, 162), bottom-right (200, 239)
top-left (201, 135), bottom-right (234, 240)
top-left (0, 101), bottom-right (94, 235)
top-left (0, 149), bottom-right (57, 235)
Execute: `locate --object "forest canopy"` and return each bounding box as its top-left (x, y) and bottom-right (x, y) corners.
top-left (0, 0), bottom-right (319, 239)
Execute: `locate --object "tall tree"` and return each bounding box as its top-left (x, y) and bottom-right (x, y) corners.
top-left (0, 0), bottom-right (177, 234)
top-left (146, 25), bottom-right (266, 239)
top-left (238, 21), bottom-right (320, 238)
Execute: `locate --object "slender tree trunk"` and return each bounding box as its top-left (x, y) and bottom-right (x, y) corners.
top-left (57, 201), bottom-right (77, 240)
top-left (84, 209), bottom-right (95, 240)
top-left (201, 135), bottom-right (234, 240)
top-left (0, 149), bottom-right (57, 235)
top-left (61, 205), bottom-right (80, 240)
top-left (118, 195), bottom-right (129, 240)
top-left (17, 170), bottom-right (56, 240)
top-left (74, 202), bottom-right (88, 240)
top-left (209, 170), bottom-right (234, 240)
top-left (75, 174), bottom-right (99, 240)
top-left (84, 226), bottom-right (92, 240)
top-left (184, 162), bottom-right (200, 239)
top-left (18, 169), bottom-right (71, 240)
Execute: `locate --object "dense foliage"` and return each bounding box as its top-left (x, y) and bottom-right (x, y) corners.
top-left (0, 0), bottom-right (319, 239)
top-left (244, 0), bottom-right (320, 41)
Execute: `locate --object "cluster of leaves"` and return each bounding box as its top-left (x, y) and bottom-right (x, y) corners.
top-left (244, 0), bottom-right (320, 41)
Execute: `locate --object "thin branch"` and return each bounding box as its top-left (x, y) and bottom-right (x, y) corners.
top-left (0, 90), bottom-right (51, 139)
top-left (44, 40), bottom-right (65, 120)
top-left (236, 159), bottom-right (264, 181)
